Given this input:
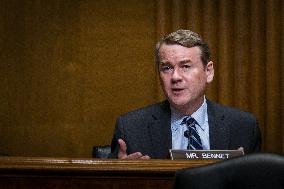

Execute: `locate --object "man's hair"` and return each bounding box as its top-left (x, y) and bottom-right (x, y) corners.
top-left (155, 29), bottom-right (211, 66)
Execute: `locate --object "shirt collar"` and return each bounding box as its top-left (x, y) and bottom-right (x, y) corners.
top-left (191, 99), bottom-right (208, 130)
top-left (170, 97), bottom-right (208, 130)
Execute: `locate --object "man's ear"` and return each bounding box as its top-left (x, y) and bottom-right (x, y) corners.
top-left (206, 61), bottom-right (214, 83)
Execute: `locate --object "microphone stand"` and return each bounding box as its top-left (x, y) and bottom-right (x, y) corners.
top-left (184, 127), bottom-right (192, 150)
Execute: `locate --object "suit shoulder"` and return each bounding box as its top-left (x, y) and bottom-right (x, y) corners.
top-left (119, 101), bottom-right (170, 119)
top-left (208, 100), bottom-right (257, 120)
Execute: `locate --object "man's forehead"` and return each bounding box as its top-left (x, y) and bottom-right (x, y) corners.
top-left (159, 44), bottom-right (201, 53)
top-left (159, 45), bottom-right (202, 59)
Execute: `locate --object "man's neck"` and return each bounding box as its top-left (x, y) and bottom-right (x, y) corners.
top-left (171, 97), bottom-right (205, 116)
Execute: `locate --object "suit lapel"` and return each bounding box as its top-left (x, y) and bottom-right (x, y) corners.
top-left (146, 100), bottom-right (231, 157)
top-left (207, 100), bottom-right (230, 150)
top-left (147, 101), bottom-right (172, 159)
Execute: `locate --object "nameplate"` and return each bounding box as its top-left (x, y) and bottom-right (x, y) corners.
top-left (169, 149), bottom-right (244, 160)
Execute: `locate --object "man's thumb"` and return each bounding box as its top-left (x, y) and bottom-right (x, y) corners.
top-left (118, 139), bottom-right (127, 158)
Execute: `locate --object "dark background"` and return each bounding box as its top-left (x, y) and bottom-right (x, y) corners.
top-left (0, 0), bottom-right (283, 157)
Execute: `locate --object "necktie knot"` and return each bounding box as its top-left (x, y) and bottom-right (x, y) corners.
top-left (181, 117), bottom-right (197, 129)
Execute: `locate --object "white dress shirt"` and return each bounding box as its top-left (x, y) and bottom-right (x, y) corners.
top-left (171, 98), bottom-right (210, 150)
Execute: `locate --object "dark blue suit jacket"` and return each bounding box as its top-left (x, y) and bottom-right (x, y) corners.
top-left (109, 100), bottom-right (261, 159)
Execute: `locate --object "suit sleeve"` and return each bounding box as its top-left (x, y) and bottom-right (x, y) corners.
top-left (108, 117), bottom-right (124, 159)
top-left (249, 118), bottom-right (262, 153)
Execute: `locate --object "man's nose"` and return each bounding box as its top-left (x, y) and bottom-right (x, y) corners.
top-left (171, 68), bottom-right (182, 83)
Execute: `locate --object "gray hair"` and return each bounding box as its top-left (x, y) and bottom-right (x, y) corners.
top-left (155, 29), bottom-right (211, 66)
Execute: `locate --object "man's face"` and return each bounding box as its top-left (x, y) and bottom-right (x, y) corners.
top-left (158, 44), bottom-right (214, 113)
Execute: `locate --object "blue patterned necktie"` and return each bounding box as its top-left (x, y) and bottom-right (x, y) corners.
top-left (181, 117), bottom-right (203, 150)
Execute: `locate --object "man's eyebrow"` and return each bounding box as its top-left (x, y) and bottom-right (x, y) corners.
top-left (159, 59), bottom-right (191, 65)
top-left (159, 61), bottom-right (170, 65)
top-left (180, 59), bottom-right (191, 64)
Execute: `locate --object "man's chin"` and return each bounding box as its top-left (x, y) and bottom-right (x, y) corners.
top-left (168, 99), bottom-right (189, 108)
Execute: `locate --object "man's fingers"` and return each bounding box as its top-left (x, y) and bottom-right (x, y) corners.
top-left (140, 155), bottom-right (151, 160)
top-left (118, 139), bottom-right (128, 159)
top-left (118, 139), bottom-right (127, 153)
top-left (122, 152), bottom-right (151, 160)
top-left (125, 152), bottom-right (143, 159)
top-left (117, 139), bottom-right (151, 159)
top-left (238, 147), bottom-right (244, 154)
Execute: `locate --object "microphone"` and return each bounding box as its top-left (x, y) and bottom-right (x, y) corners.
top-left (184, 130), bottom-right (192, 150)
top-left (184, 130), bottom-right (191, 138)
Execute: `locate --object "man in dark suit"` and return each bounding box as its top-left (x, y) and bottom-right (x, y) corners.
top-left (109, 29), bottom-right (261, 159)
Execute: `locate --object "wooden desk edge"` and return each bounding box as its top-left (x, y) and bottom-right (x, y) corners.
top-left (0, 156), bottom-right (218, 174)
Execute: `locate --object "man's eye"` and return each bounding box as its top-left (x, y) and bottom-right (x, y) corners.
top-left (160, 66), bottom-right (172, 72)
top-left (181, 65), bottom-right (191, 71)
top-left (182, 65), bottom-right (191, 69)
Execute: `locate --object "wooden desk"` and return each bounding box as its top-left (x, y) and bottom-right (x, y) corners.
top-left (0, 157), bottom-right (217, 189)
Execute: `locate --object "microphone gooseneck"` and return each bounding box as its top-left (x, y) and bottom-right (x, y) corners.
top-left (184, 129), bottom-right (192, 150)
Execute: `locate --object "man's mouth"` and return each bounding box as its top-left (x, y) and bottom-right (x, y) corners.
top-left (172, 88), bottom-right (184, 94)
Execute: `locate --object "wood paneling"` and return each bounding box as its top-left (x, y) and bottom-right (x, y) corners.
top-left (0, 0), bottom-right (157, 157)
top-left (156, 0), bottom-right (284, 154)
top-left (0, 0), bottom-right (283, 157)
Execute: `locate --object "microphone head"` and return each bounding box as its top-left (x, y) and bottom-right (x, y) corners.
top-left (184, 130), bottom-right (190, 138)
